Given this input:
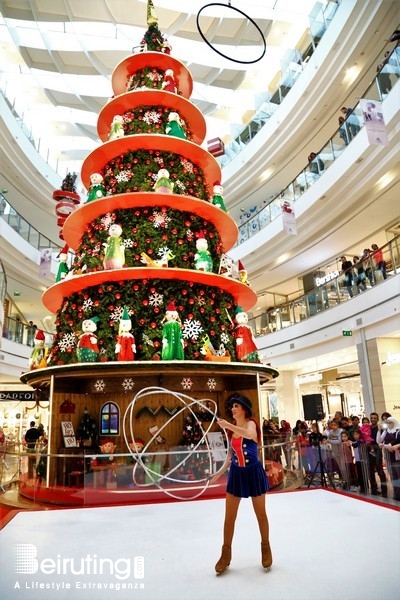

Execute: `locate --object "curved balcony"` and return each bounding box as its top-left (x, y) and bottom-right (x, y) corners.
top-left (236, 46), bottom-right (400, 244)
top-left (248, 237), bottom-right (399, 338)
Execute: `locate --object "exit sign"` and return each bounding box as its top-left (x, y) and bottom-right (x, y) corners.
top-left (342, 330), bottom-right (352, 337)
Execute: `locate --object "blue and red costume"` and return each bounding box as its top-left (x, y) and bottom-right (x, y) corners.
top-left (227, 436), bottom-right (269, 498)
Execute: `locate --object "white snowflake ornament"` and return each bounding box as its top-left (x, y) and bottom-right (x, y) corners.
top-left (182, 319), bottom-right (203, 340)
top-left (122, 378), bottom-right (135, 391)
top-left (94, 379), bottom-right (106, 392)
top-left (181, 378), bottom-right (193, 390)
top-left (207, 378), bottom-right (217, 391)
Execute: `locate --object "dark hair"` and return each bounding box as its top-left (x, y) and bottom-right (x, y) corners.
top-left (227, 394), bottom-right (262, 444)
top-left (30, 421), bottom-right (36, 427)
top-left (228, 394), bottom-right (253, 417)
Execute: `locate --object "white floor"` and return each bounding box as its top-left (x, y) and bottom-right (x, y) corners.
top-left (0, 489), bottom-right (399, 600)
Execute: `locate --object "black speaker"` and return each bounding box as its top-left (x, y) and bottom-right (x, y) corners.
top-left (302, 394), bottom-right (325, 421)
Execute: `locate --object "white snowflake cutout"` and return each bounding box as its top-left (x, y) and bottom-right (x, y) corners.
top-left (153, 211), bottom-right (171, 228)
top-left (59, 333), bottom-right (76, 351)
top-left (207, 378), bottom-right (217, 391)
top-left (181, 378), bottom-right (193, 390)
top-left (122, 378), bottom-right (135, 391)
top-left (220, 332), bottom-right (229, 345)
top-left (149, 292), bottom-right (164, 307)
top-left (101, 212), bottom-right (115, 229)
top-left (82, 298), bottom-right (94, 313)
top-left (94, 379), bottom-right (106, 392)
top-left (182, 319), bottom-right (203, 340)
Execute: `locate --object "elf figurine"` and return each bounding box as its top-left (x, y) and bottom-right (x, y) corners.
top-left (76, 317), bottom-right (100, 363)
top-left (165, 112), bottom-right (186, 139)
top-left (194, 233), bottom-right (213, 272)
top-left (161, 301), bottom-right (184, 360)
top-left (108, 115), bottom-right (125, 140)
top-left (234, 306), bottom-right (260, 363)
top-left (238, 260), bottom-right (249, 285)
top-left (211, 181), bottom-right (228, 212)
top-left (86, 173), bottom-right (106, 203)
top-left (154, 168), bottom-right (174, 194)
top-left (162, 69), bottom-right (178, 93)
top-left (103, 224), bottom-right (125, 269)
top-left (29, 330), bottom-right (47, 370)
top-left (115, 306), bottom-right (136, 361)
top-left (56, 244), bottom-right (70, 282)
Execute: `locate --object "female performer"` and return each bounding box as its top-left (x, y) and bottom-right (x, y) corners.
top-left (211, 394), bottom-right (272, 574)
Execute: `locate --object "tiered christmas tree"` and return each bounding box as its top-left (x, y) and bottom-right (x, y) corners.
top-left (44, 4), bottom-right (256, 366)
top-left (21, 1), bottom-right (278, 503)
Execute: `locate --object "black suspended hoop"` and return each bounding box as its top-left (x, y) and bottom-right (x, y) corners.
top-left (196, 2), bottom-right (266, 65)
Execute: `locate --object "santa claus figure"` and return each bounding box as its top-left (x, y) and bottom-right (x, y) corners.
top-left (234, 306), bottom-right (260, 363)
top-left (77, 317), bottom-right (100, 363)
top-left (162, 69), bottom-right (178, 93)
top-left (115, 306), bottom-right (136, 361)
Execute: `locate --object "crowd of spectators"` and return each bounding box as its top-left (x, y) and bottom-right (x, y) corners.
top-left (262, 411), bottom-right (400, 501)
top-left (340, 242), bottom-right (388, 298)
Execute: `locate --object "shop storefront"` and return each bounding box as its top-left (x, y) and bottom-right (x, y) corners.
top-left (0, 390), bottom-right (49, 443)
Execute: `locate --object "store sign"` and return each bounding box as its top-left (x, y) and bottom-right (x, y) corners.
top-left (0, 391), bottom-right (35, 401)
top-left (295, 373), bottom-right (322, 388)
top-left (315, 271), bottom-right (339, 287)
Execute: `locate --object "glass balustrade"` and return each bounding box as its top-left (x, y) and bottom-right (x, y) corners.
top-left (248, 237), bottom-right (399, 337)
top-left (0, 193), bottom-right (58, 252)
top-left (237, 45), bottom-right (400, 244)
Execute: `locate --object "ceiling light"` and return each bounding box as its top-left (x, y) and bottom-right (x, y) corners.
top-left (259, 168), bottom-right (273, 182)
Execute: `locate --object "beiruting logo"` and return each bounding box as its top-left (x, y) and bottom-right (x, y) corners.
top-left (13, 544), bottom-right (144, 582)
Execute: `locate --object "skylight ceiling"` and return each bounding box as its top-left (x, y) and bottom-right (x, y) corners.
top-left (0, 0), bottom-right (317, 184)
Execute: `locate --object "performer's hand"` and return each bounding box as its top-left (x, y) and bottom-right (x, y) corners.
top-left (217, 418), bottom-right (229, 429)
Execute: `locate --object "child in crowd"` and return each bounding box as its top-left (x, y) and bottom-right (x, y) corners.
top-left (351, 429), bottom-right (368, 493)
top-left (341, 431), bottom-right (358, 489)
top-left (360, 417), bottom-right (376, 456)
top-left (360, 417), bottom-right (373, 442)
top-left (327, 419), bottom-right (343, 445)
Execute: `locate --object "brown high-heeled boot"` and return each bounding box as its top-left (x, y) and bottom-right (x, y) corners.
top-left (261, 542), bottom-right (273, 570)
top-left (215, 545), bottom-right (231, 575)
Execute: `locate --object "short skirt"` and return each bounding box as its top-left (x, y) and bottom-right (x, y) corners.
top-left (226, 461), bottom-right (269, 498)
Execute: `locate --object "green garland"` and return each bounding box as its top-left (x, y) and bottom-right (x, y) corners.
top-left (121, 105), bottom-right (192, 139)
top-left (49, 279), bottom-right (236, 365)
top-left (71, 206), bottom-right (224, 273)
top-left (127, 66), bottom-right (165, 92)
top-left (102, 149), bottom-right (209, 200)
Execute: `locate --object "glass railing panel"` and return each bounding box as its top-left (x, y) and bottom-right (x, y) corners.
top-left (247, 237), bottom-right (398, 337)
top-left (236, 44), bottom-right (398, 245)
top-left (331, 126), bottom-right (349, 155)
top-left (319, 139), bottom-right (335, 171)
top-left (27, 228), bottom-right (40, 247)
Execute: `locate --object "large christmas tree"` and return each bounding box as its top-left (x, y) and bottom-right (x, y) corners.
top-left (44, 2), bottom-right (256, 367)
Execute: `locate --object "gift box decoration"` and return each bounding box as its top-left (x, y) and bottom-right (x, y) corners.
top-left (207, 137), bottom-right (225, 157)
